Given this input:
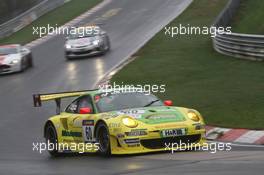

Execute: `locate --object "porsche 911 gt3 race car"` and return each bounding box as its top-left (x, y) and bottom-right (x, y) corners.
top-left (0, 44), bottom-right (33, 74)
top-left (65, 26), bottom-right (110, 59)
top-left (33, 89), bottom-right (206, 156)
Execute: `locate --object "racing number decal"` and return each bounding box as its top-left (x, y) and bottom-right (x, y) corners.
top-left (82, 120), bottom-right (95, 142)
top-left (85, 126), bottom-right (92, 140)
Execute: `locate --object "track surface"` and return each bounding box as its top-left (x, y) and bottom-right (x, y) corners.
top-left (0, 0), bottom-right (263, 174)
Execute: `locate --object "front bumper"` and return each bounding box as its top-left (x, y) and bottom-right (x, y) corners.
top-left (0, 63), bottom-right (21, 74)
top-left (110, 129), bottom-right (206, 155)
top-left (65, 45), bottom-right (103, 58)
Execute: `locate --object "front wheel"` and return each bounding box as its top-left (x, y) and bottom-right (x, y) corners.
top-left (96, 122), bottom-right (111, 156)
top-left (27, 54), bottom-right (33, 68)
top-left (20, 58), bottom-right (26, 72)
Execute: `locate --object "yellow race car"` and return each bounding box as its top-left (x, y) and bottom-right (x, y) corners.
top-left (33, 89), bottom-right (206, 156)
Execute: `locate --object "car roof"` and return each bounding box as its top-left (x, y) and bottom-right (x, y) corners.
top-left (83, 88), bottom-right (148, 96)
top-left (78, 23), bottom-right (100, 28)
top-left (0, 44), bottom-right (20, 48)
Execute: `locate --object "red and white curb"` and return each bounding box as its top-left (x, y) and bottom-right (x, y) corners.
top-left (25, 0), bottom-right (112, 48)
top-left (206, 126), bottom-right (264, 145)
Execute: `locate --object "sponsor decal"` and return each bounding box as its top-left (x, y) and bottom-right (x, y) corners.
top-left (83, 120), bottom-right (94, 126)
top-left (124, 138), bottom-right (140, 145)
top-left (128, 144), bottom-right (140, 147)
top-left (155, 108), bottom-right (176, 112)
top-left (82, 120), bottom-right (95, 142)
top-left (100, 113), bottom-right (119, 119)
top-left (117, 109), bottom-right (145, 119)
top-left (109, 123), bottom-right (121, 128)
top-left (62, 139), bottom-right (83, 143)
top-left (62, 130), bottom-right (82, 137)
top-left (146, 114), bottom-right (176, 120)
top-left (125, 129), bottom-right (147, 137)
top-left (154, 124), bottom-right (186, 129)
top-left (161, 128), bottom-right (186, 138)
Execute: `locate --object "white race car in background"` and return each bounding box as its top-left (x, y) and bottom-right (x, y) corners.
top-left (0, 44), bottom-right (33, 74)
top-left (65, 26), bottom-right (111, 59)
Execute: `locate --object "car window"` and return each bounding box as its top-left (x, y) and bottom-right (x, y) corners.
top-left (0, 47), bottom-right (18, 55)
top-left (66, 95), bottom-right (94, 114)
top-left (68, 29), bottom-right (100, 39)
top-left (95, 92), bottom-right (163, 113)
top-left (77, 96), bottom-right (94, 113)
top-left (65, 99), bottom-right (78, 113)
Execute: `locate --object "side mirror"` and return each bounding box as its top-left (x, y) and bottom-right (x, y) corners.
top-left (21, 47), bottom-right (29, 53)
top-left (164, 100), bottom-right (173, 106)
top-left (79, 107), bottom-right (92, 114)
top-left (100, 31), bottom-right (106, 35)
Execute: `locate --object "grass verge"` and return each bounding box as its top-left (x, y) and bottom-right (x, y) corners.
top-left (111, 0), bottom-right (264, 129)
top-left (231, 0), bottom-right (264, 34)
top-left (0, 0), bottom-right (102, 45)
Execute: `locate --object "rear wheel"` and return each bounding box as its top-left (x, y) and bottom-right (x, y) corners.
top-left (96, 122), bottom-right (111, 156)
top-left (45, 123), bottom-right (59, 157)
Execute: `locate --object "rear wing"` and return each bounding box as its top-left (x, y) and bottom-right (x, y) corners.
top-left (33, 89), bottom-right (96, 114)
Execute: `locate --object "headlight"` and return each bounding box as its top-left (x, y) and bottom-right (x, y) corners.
top-left (65, 44), bottom-right (71, 49)
top-left (10, 59), bottom-right (19, 64)
top-left (122, 117), bottom-right (138, 128)
top-left (92, 40), bottom-right (100, 45)
top-left (187, 111), bottom-right (200, 122)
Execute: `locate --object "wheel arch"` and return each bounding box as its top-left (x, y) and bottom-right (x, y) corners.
top-left (94, 119), bottom-right (108, 138)
top-left (44, 120), bottom-right (56, 138)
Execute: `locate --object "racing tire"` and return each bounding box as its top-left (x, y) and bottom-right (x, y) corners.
top-left (45, 123), bottom-right (60, 157)
top-left (20, 59), bottom-right (27, 72)
top-left (100, 37), bottom-right (111, 55)
top-left (27, 54), bottom-right (33, 68)
top-left (105, 36), bottom-right (111, 52)
top-left (96, 122), bottom-right (111, 156)
top-left (103, 37), bottom-right (111, 54)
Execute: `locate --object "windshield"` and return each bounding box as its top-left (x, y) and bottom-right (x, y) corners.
top-left (68, 30), bottom-right (99, 39)
top-left (0, 47), bottom-right (18, 55)
top-left (95, 92), bottom-right (163, 113)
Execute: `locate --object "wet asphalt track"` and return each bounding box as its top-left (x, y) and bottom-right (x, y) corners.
top-left (0, 0), bottom-right (263, 174)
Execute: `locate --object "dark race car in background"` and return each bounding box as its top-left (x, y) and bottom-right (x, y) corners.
top-left (0, 44), bottom-right (33, 74)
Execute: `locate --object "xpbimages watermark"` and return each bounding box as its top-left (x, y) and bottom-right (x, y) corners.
top-left (32, 24), bottom-right (100, 38)
top-left (164, 24), bottom-right (232, 38)
top-left (165, 141), bottom-right (232, 154)
top-left (32, 140), bottom-right (99, 154)
top-left (98, 82), bottom-right (166, 95)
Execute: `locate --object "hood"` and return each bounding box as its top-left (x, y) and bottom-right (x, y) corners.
top-left (67, 37), bottom-right (97, 47)
top-left (111, 106), bottom-right (186, 124)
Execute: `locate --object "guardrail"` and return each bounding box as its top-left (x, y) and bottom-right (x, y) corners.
top-left (212, 0), bottom-right (264, 61)
top-left (0, 0), bottom-right (66, 39)
top-left (213, 32), bottom-right (264, 61)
